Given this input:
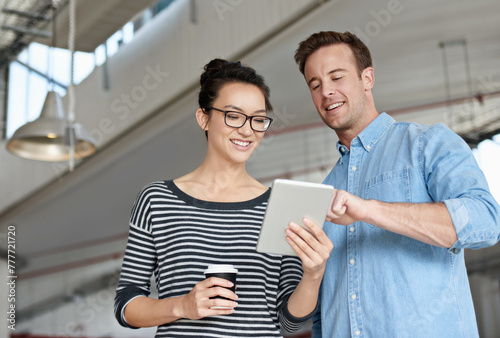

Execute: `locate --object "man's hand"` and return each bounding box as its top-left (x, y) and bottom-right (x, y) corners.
top-left (326, 189), bottom-right (369, 225)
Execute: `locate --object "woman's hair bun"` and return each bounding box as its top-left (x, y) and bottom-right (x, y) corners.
top-left (200, 59), bottom-right (242, 86)
top-left (200, 59), bottom-right (224, 86)
top-left (198, 58), bottom-right (272, 115)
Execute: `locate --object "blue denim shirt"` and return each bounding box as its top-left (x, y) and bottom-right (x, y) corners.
top-left (313, 113), bottom-right (500, 338)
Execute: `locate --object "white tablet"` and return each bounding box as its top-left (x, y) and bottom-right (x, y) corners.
top-left (256, 179), bottom-right (334, 256)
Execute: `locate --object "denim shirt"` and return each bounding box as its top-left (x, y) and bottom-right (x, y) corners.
top-left (313, 113), bottom-right (500, 338)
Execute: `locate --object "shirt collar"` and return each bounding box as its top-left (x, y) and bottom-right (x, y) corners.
top-left (336, 142), bottom-right (349, 156)
top-left (336, 113), bottom-right (395, 155)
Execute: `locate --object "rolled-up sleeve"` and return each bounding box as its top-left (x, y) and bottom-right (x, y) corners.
top-left (421, 123), bottom-right (500, 250)
top-left (445, 197), bottom-right (500, 250)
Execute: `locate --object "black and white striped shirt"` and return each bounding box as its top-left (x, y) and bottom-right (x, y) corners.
top-left (114, 180), bottom-right (314, 337)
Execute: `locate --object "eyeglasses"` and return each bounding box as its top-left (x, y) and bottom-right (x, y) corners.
top-left (205, 107), bottom-right (273, 132)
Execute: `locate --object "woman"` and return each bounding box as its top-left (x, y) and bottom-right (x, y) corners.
top-left (114, 59), bottom-right (333, 337)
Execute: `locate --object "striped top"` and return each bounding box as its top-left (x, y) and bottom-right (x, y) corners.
top-left (114, 180), bottom-right (314, 337)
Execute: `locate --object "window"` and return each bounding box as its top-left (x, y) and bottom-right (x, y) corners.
top-left (5, 0), bottom-right (175, 139)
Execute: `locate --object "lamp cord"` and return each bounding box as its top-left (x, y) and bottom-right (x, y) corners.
top-left (68, 0), bottom-right (75, 123)
top-left (48, 2), bottom-right (57, 91)
top-left (68, 0), bottom-right (76, 171)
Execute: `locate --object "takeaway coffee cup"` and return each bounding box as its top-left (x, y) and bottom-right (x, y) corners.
top-left (204, 264), bottom-right (238, 308)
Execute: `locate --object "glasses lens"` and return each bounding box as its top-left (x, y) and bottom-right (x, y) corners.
top-left (225, 112), bottom-right (246, 128)
top-left (222, 110), bottom-right (272, 131)
top-left (251, 116), bottom-right (272, 131)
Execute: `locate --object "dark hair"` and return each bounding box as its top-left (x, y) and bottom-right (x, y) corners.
top-left (198, 59), bottom-right (273, 137)
top-left (294, 31), bottom-right (372, 77)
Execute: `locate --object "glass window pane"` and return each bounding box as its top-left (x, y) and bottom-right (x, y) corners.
top-left (74, 51), bottom-right (95, 85)
top-left (106, 30), bottom-right (123, 57)
top-left (122, 22), bottom-right (134, 44)
top-left (6, 62), bottom-right (29, 137)
top-left (94, 44), bottom-right (106, 67)
top-left (475, 138), bottom-right (500, 203)
top-left (18, 48), bottom-right (29, 63)
top-left (28, 42), bottom-right (49, 75)
top-left (27, 73), bottom-right (50, 121)
top-left (51, 47), bottom-right (71, 85)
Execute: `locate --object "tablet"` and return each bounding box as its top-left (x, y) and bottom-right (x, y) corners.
top-left (256, 179), bottom-right (334, 256)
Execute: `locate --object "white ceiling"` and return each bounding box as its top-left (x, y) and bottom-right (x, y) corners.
top-left (38, 0), bottom-right (158, 52)
top-left (1, 0), bottom-right (500, 284)
top-left (0, 0), bottom-right (157, 70)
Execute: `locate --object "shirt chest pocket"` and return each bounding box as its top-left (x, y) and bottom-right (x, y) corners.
top-left (363, 168), bottom-right (411, 229)
top-left (364, 168), bottom-right (411, 203)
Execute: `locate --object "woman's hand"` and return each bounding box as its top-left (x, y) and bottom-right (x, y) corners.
top-left (286, 218), bottom-right (333, 279)
top-left (285, 218), bottom-right (333, 318)
top-left (179, 277), bottom-right (238, 319)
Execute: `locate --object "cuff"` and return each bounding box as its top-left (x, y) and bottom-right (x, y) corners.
top-left (444, 199), bottom-right (469, 253)
top-left (120, 295), bottom-right (145, 329)
top-left (281, 294), bottom-right (318, 325)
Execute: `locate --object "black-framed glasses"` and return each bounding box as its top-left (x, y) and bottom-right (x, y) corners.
top-left (205, 107), bottom-right (273, 132)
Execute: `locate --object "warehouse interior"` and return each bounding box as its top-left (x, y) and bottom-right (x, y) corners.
top-left (0, 0), bottom-right (499, 337)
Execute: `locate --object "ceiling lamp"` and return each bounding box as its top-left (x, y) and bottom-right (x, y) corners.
top-left (6, 0), bottom-right (96, 168)
top-left (6, 90), bottom-right (96, 161)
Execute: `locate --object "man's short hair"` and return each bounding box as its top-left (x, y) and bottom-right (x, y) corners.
top-left (294, 31), bottom-right (373, 77)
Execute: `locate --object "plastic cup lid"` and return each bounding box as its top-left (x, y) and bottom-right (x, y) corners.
top-left (204, 264), bottom-right (238, 274)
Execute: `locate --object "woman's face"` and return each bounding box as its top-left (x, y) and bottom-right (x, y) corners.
top-left (202, 82), bottom-right (268, 165)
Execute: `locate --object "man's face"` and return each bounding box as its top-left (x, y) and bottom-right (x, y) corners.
top-left (303, 44), bottom-right (373, 133)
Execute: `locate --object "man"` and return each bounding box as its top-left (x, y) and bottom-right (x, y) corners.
top-left (294, 31), bottom-right (500, 337)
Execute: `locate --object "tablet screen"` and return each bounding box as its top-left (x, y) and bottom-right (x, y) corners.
top-left (256, 179), bottom-right (334, 256)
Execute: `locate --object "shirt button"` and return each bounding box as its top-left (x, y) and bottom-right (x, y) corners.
top-left (351, 294), bottom-right (357, 300)
top-left (350, 258), bottom-right (355, 265)
top-left (355, 329), bottom-right (361, 335)
top-left (352, 166), bottom-right (357, 171)
top-left (349, 226), bottom-right (355, 232)
top-left (367, 145), bottom-right (371, 150)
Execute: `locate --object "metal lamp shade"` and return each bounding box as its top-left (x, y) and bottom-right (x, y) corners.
top-left (6, 91), bottom-right (97, 161)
